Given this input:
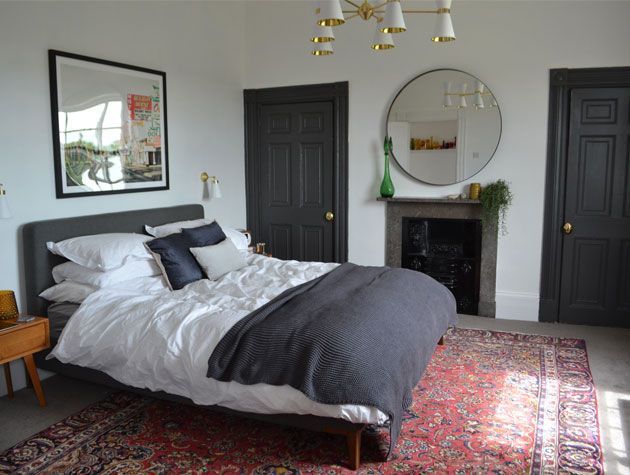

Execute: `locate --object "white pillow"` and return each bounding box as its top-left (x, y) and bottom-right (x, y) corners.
top-left (145, 219), bottom-right (249, 250)
top-left (40, 281), bottom-right (96, 304)
top-left (145, 218), bottom-right (214, 238)
top-left (223, 227), bottom-right (249, 250)
top-left (40, 276), bottom-right (169, 304)
top-left (47, 233), bottom-right (153, 271)
top-left (52, 259), bottom-right (161, 287)
top-left (190, 239), bottom-right (248, 281)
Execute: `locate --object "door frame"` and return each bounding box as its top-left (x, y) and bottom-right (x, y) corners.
top-left (244, 82), bottom-right (349, 263)
top-left (539, 67), bottom-right (630, 322)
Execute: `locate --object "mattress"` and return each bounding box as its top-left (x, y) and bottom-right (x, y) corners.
top-left (48, 255), bottom-right (389, 425)
top-left (47, 301), bottom-right (80, 341)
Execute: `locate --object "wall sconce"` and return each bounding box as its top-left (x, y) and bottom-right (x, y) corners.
top-left (0, 183), bottom-right (11, 219)
top-left (200, 172), bottom-right (222, 199)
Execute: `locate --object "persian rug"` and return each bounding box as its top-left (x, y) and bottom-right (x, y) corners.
top-left (0, 328), bottom-right (603, 474)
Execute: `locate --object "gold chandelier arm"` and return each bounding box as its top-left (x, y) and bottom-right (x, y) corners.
top-left (343, 0), bottom-right (362, 8)
top-left (372, 1), bottom-right (389, 10)
top-left (401, 9), bottom-right (439, 14)
top-left (344, 13), bottom-right (360, 20)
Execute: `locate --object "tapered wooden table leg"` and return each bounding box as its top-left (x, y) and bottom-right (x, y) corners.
top-left (3, 363), bottom-right (13, 399)
top-left (438, 335), bottom-right (445, 345)
top-left (346, 429), bottom-right (361, 470)
top-left (23, 355), bottom-right (46, 407)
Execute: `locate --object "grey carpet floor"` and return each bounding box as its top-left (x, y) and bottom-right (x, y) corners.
top-left (1, 315), bottom-right (628, 473)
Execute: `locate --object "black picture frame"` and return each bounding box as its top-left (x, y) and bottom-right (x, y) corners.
top-left (49, 50), bottom-right (169, 198)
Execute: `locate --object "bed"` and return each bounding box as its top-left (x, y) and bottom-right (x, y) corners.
top-left (22, 204), bottom-right (456, 470)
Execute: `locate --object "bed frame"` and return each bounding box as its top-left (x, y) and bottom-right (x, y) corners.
top-left (21, 204), bottom-right (369, 469)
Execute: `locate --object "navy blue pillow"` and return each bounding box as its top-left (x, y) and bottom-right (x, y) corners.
top-left (146, 233), bottom-right (202, 290)
top-left (181, 222), bottom-right (226, 247)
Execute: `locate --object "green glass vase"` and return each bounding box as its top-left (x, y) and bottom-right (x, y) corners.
top-left (380, 137), bottom-right (395, 198)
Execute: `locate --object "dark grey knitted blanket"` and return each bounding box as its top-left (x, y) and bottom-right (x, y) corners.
top-left (206, 263), bottom-right (457, 456)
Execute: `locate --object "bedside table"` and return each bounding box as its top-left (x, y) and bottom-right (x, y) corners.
top-left (0, 317), bottom-right (50, 407)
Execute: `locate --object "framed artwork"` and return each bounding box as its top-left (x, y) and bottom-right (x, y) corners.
top-left (49, 50), bottom-right (169, 198)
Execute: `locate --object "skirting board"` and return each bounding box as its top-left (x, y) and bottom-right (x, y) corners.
top-left (495, 291), bottom-right (540, 322)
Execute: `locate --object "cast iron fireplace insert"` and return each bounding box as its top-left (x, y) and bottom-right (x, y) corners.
top-left (401, 217), bottom-right (482, 314)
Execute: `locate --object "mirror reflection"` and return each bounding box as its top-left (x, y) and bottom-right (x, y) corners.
top-left (387, 69), bottom-right (501, 185)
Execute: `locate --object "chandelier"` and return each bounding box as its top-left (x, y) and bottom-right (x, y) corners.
top-left (443, 81), bottom-right (498, 109)
top-left (311, 0), bottom-right (455, 55)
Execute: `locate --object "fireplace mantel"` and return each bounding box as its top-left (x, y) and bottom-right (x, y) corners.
top-left (377, 197), bottom-right (481, 205)
top-left (379, 197), bottom-right (496, 317)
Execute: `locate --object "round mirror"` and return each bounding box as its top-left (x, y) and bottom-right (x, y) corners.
top-left (387, 69), bottom-right (501, 185)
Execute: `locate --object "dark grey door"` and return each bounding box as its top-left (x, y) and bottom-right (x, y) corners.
top-left (258, 101), bottom-right (335, 261)
top-left (559, 87), bottom-right (630, 326)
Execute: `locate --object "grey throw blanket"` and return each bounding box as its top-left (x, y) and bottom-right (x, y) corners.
top-left (207, 263), bottom-right (457, 456)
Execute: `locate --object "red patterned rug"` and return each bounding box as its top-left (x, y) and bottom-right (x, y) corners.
top-left (0, 328), bottom-right (603, 474)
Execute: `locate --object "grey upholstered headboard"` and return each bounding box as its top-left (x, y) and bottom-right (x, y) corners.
top-left (22, 204), bottom-right (204, 317)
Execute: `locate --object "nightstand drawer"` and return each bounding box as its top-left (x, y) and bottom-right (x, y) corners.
top-left (0, 321), bottom-right (48, 363)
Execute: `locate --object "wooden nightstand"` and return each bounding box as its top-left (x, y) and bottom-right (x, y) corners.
top-left (0, 317), bottom-right (50, 407)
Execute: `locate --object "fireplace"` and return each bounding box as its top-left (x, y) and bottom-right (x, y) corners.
top-left (378, 197), bottom-right (497, 317)
top-left (402, 217), bottom-right (482, 314)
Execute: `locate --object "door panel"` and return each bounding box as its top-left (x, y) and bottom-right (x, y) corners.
top-left (568, 238), bottom-right (608, 309)
top-left (301, 143), bottom-right (324, 207)
top-left (618, 240), bottom-right (630, 310)
top-left (625, 137), bottom-right (630, 217)
top-left (576, 136), bottom-right (614, 215)
top-left (259, 101), bottom-right (334, 262)
top-left (268, 144), bottom-right (291, 206)
top-left (269, 224), bottom-right (292, 258)
top-left (559, 88), bottom-right (630, 326)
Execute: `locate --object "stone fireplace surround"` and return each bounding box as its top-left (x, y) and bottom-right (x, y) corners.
top-left (378, 197), bottom-right (497, 317)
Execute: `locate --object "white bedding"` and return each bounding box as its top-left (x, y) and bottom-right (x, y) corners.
top-left (50, 254), bottom-right (388, 425)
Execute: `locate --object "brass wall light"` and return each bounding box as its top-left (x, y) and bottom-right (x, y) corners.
top-left (200, 173), bottom-right (222, 199)
top-left (312, 0), bottom-right (456, 55)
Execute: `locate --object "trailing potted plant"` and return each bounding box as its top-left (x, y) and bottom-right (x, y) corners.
top-left (479, 179), bottom-right (513, 235)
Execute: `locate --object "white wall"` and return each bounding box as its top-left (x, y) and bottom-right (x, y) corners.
top-left (0, 1), bottom-right (246, 396)
top-left (242, 0), bottom-right (630, 321)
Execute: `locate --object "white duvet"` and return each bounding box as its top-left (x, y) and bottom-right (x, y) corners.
top-left (50, 254), bottom-right (388, 425)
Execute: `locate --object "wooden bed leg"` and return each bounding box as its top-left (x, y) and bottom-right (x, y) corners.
top-left (324, 425), bottom-right (363, 470)
top-left (346, 429), bottom-right (361, 471)
top-left (438, 335), bottom-right (445, 345)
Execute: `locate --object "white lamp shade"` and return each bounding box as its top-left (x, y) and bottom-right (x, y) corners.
top-left (211, 180), bottom-right (222, 199)
top-left (311, 23), bottom-right (335, 43)
top-left (318, 0), bottom-right (345, 26)
top-left (432, 0), bottom-right (455, 42)
top-left (381, 0), bottom-right (406, 33)
top-left (312, 42), bottom-right (334, 55)
top-left (474, 92), bottom-right (484, 109)
top-left (0, 194), bottom-right (11, 219)
top-left (443, 81), bottom-right (453, 107)
top-left (372, 28), bottom-right (395, 50)
top-left (458, 83), bottom-right (467, 108)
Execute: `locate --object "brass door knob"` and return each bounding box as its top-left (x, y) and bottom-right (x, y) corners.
top-left (325, 211), bottom-right (334, 222)
top-left (562, 222), bottom-right (573, 234)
